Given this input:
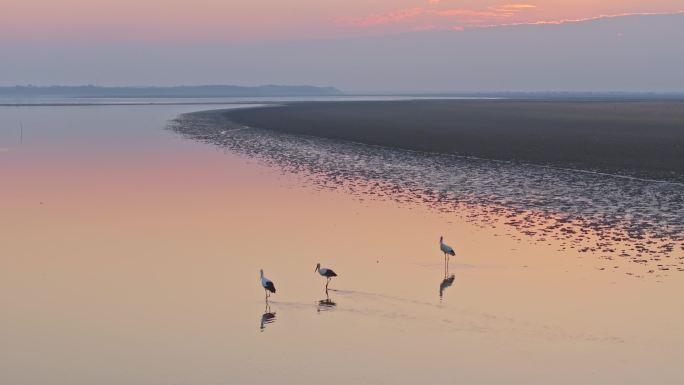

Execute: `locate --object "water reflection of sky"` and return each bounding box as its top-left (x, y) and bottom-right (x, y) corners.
top-left (3, 104), bottom-right (684, 385)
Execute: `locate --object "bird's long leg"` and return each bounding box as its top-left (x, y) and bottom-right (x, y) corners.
top-left (326, 277), bottom-right (330, 290)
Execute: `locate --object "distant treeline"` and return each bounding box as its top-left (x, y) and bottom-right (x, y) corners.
top-left (0, 85), bottom-right (343, 98)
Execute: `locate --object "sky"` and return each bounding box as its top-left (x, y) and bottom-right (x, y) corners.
top-left (2, 0), bottom-right (683, 42)
top-left (2, 1), bottom-right (683, 91)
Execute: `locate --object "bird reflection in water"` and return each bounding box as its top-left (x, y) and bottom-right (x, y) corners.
top-left (440, 274), bottom-right (456, 300)
top-left (317, 289), bottom-right (337, 313)
top-left (260, 301), bottom-right (277, 332)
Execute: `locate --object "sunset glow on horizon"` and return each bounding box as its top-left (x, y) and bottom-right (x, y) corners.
top-left (3, 0), bottom-right (683, 89)
top-left (3, 0), bottom-right (684, 43)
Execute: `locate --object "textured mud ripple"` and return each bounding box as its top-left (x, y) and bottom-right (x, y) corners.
top-left (170, 110), bottom-right (684, 278)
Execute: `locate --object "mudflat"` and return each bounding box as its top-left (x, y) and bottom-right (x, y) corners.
top-left (219, 100), bottom-right (684, 182)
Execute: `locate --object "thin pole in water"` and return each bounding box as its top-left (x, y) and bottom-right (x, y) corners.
top-left (19, 121), bottom-right (23, 145)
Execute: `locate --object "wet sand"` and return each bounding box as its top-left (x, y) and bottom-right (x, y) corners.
top-left (218, 100), bottom-right (684, 182)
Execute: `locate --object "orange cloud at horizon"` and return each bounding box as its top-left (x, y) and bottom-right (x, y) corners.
top-left (2, 0), bottom-right (683, 43)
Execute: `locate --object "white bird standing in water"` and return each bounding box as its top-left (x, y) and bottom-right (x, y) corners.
top-left (315, 263), bottom-right (338, 290)
top-left (440, 236), bottom-right (456, 272)
top-left (260, 269), bottom-right (276, 298)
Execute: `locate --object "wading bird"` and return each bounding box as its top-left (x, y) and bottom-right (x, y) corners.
top-left (260, 269), bottom-right (276, 299)
top-left (315, 263), bottom-right (338, 290)
top-left (440, 236), bottom-right (456, 274)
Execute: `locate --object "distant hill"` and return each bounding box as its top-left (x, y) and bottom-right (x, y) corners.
top-left (0, 85), bottom-right (343, 98)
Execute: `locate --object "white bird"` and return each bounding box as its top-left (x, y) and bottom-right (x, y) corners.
top-left (440, 236), bottom-right (456, 256)
top-left (260, 269), bottom-right (276, 298)
top-left (315, 263), bottom-right (338, 290)
top-left (440, 236), bottom-right (456, 273)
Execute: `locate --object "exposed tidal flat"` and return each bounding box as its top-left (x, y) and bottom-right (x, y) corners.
top-left (219, 100), bottom-right (684, 182)
top-left (173, 100), bottom-right (684, 277)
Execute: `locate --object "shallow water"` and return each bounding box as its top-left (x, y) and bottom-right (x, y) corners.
top-left (2, 103), bottom-right (683, 385)
top-left (173, 109), bottom-right (684, 277)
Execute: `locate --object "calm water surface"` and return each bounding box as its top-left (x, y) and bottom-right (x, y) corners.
top-left (2, 103), bottom-right (683, 385)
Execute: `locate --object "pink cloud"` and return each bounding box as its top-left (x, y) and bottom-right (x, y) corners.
top-left (497, 4), bottom-right (537, 11)
top-left (437, 9), bottom-right (501, 18)
top-left (337, 7), bottom-right (425, 27)
top-left (487, 4), bottom-right (537, 16)
top-left (474, 10), bottom-right (684, 29)
top-left (339, 3), bottom-right (539, 29)
top-left (336, 3), bottom-right (684, 36)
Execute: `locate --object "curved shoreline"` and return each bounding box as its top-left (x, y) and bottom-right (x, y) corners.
top-left (203, 100), bottom-right (684, 183)
top-left (170, 107), bottom-right (684, 274)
